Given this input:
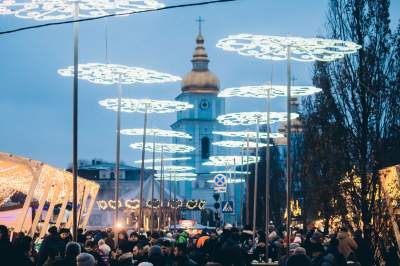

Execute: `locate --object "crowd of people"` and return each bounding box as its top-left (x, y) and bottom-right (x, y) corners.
top-left (0, 223), bottom-right (387, 266)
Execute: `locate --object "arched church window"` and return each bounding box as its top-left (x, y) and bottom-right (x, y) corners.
top-left (201, 137), bottom-right (210, 159)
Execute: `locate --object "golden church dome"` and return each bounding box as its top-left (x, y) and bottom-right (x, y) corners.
top-left (181, 34), bottom-right (220, 94)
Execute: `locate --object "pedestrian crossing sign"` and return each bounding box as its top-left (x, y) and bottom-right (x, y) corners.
top-left (222, 200), bottom-right (234, 213)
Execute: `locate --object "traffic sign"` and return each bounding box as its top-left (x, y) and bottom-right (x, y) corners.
top-left (214, 186), bottom-right (227, 193)
top-left (213, 174), bottom-right (227, 187)
top-left (222, 201), bottom-right (234, 213)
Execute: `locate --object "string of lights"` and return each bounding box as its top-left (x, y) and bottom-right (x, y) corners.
top-left (0, 0), bottom-right (237, 35)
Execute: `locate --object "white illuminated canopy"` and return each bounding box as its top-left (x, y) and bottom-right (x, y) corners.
top-left (155, 177), bottom-right (196, 182)
top-left (219, 85), bottom-right (322, 98)
top-left (212, 140), bottom-right (271, 148)
top-left (203, 156), bottom-right (259, 166)
top-left (213, 131), bottom-right (284, 139)
top-left (216, 34), bottom-right (361, 62)
top-left (210, 170), bottom-right (250, 175)
top-left (155, 172), bottom-right (197, 178)
top-left (58, 63), bottom-right (181, 85)
top-left (217, 112), bottom-right (299, 126)
top-left (129, 142), bottom-right (194, 153)
top-left (147, 165), bottom-right (195, 172)
top-left (0, 0), bottom-right (165, 20)
top-left (121, 128), bottom-right (191, 139)
top-left (207, 179), bottom-right (244, 184)
top-left (99, 98), bottom-right (193, 113)
top-left (134, 157), bottom-right (191, 164)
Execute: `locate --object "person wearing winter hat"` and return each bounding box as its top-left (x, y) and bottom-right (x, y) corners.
top-left (148, 245), bottom-right (165, 266)
top-left (138, 262), bottom-right (153, 266)
top-left (54, 241), bottom-right (81, 266)
top-left (77, 252), bottom-right (96, 266)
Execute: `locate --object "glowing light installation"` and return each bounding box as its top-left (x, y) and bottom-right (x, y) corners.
top-left (148, 165), bottom-right (195, 172)
top-left (217, 33), bottom-right (361, 254)
top-left (99, 98), bottom-right (192, 231)
top-left (155, 177), bottom-right (196, 182)
top-left (212, 140), bottom-right (270, 148)
top-left (203, 156), bottom-right (258, 167)
top-left (0, 0), bottom-right (165, 20)
top-left (134, 157), bottom-right (191, 164)
top-left (213, 131), bottom-right (283, 139)
top-left (216, 34), bottom-right (361, 62)
top-left (219, 84), bottom-right (322, 98)
top-left (0, 0), bottom-right (165, 240)
top-left (210, 170), bottom-right (250, 175)
top-left (130, 143), bottom-right (194, 153)
top-left (66, 65), bottom-right (180, 234)
top-left (217, 111), bottom-right (299, 126)
top-left (155, 173), bottom-right (197, 178)
top-left (58, 63), bottom-right (181, 85)
top-left (121, 128), bottom-right (191, 139)
top-left (99, 98), bottom-right (193, 113)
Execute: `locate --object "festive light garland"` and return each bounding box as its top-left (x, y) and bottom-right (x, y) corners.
top-left (148, 165), bottom-right (195, 172)
top-left (97, 199), bottom-right (205, 210)
top-left (0, 0), bottom-right (165, 20)
top-left (154, 172), bottom-right (197, 178)
top-left (218, 85), bottom-right (322, 98)
top-left (134, 157), bottom-right (191, 164)
top-left (99, 98), bottom-right (193, 113)
top-left (121, 128), bottom-right (191, 139)
top-left (213, 131), bottom-right (284, 139)
top-left (58, 63), bottom-right (180, 85)
top-left (217, 112), bottom-right (299, 126)
top-left (212, 140), bottom-right (270, 148)
top-left (203, 156), bottom-right (259, 166)
top-left (129, 142), bottom-right (194, 153)
top-left (216, 34), bottom-right (361, 62)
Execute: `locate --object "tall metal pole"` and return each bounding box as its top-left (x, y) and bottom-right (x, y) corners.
top-left (245, 133), bottom-right (250, 225)
top-left (265, 87), bottom-right (271, 260)
top-left (252, 118), bottom-right (260, 247)
top-left (114, 75), bottom-right (122, 245)
top-left (286, 46), bottom-right (292, 253)
top-left (169, 172), bottom-right (172, 227)
top-left (159, 147), bottom-right (164, 229)
top-left (138, 105), bottom-right (148, 231)
top-left (150, 133), bottom-right (156, 233)
top-left (72, 1), bottom-right (79, 242)
top-left (240, 146), bottom-right (244, 227)
top-left (173, 174), bottom-right (177, 232)
top-left (233, 158), bottom-right (237, 226)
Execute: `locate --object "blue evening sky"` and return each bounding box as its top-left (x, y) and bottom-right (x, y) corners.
top-left (0, 0), bottom-right (399, 168)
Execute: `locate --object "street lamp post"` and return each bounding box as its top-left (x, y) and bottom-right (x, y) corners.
top-left (138, 104), bottom-right (148, 231)
top-left (252, 118), bottom-right (260, 247)
top-left (150, 133), bottom-right (156, 233)
top-left (114, 74), bottom-right (122, 245)
top-left (0, 0), bottom-right (165, 239)
top-left (217, 33), bottom-right (360, 253)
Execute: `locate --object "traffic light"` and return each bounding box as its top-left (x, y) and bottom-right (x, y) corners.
top-left (213, 193), bottom-right (220, 201)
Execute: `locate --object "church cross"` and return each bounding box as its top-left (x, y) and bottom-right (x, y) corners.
top-left (196, 16), bottom-right (205, 34)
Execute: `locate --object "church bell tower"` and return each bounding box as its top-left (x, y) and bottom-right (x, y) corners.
top-left (171, 21), bottom-right (225, 213)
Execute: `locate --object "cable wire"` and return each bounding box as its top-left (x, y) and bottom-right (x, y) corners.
top-left (0, 0), bottom-right (237, 36)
